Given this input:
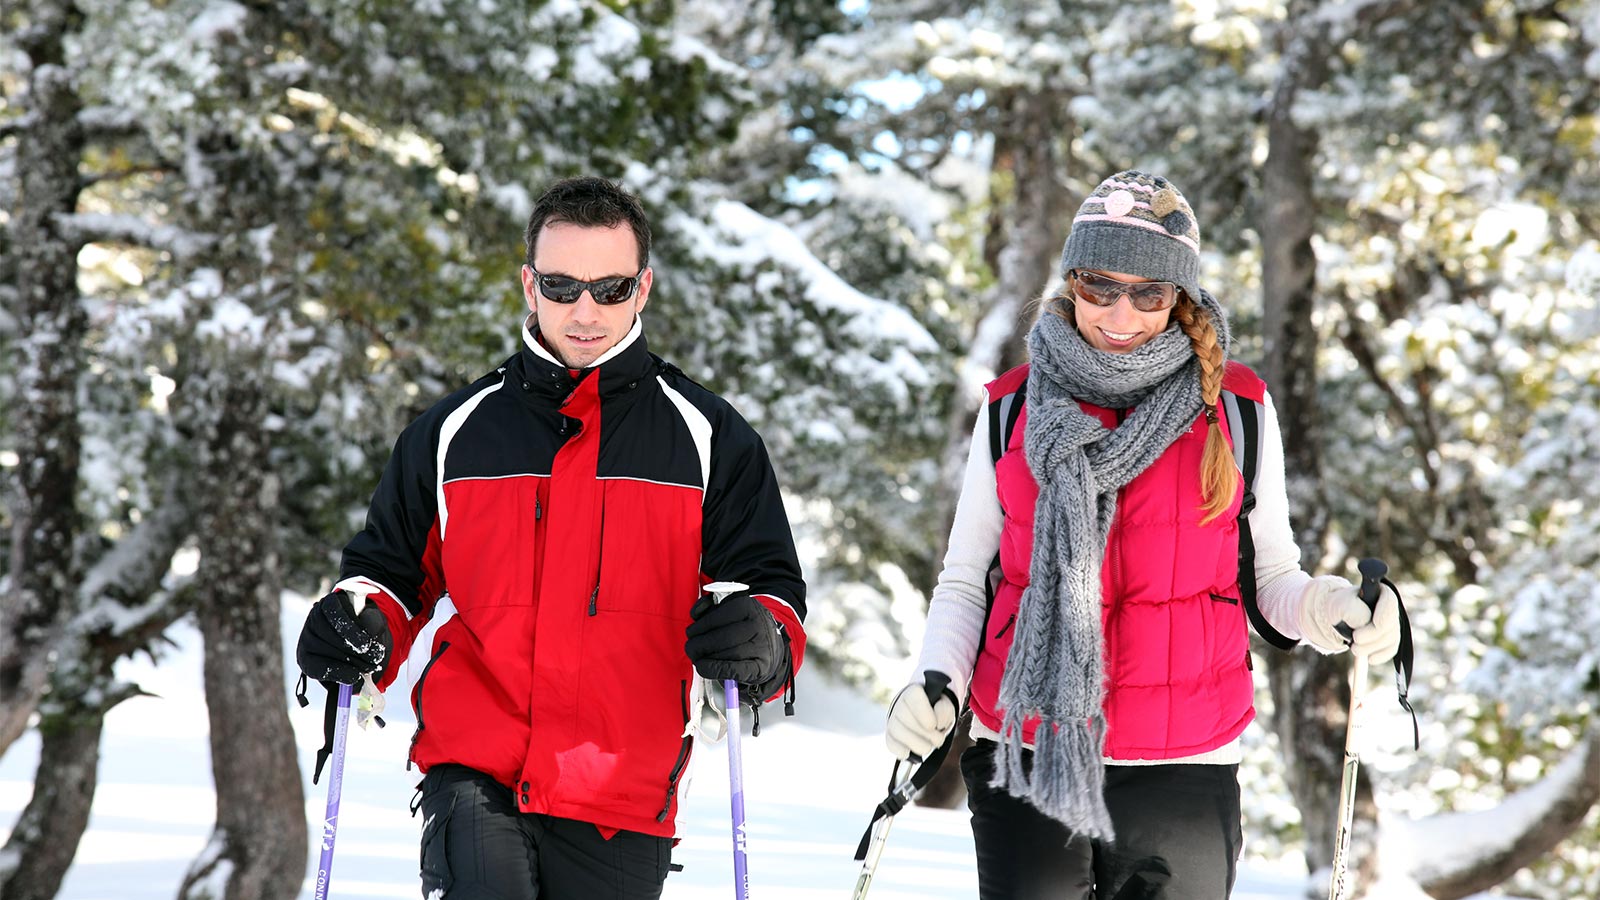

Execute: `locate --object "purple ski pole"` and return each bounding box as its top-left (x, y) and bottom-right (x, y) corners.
top-left (313, 681), bottom-right (353, 900)
top-left (705, 581), bottom-right (752, 900)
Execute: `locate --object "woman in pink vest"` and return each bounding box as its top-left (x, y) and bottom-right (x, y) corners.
top-left (884, 170), bottom-right (1402, 899)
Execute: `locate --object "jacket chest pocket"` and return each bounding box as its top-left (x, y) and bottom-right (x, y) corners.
top-left (590, 480), bottom-right (702, 618)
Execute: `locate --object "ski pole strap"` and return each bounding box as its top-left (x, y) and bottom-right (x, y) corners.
top-left (852, 733), bottom-right (955, 861)
top-left (853, 672), bottom-right (956, 861)
top-left (313, 683), bottom-right (341, 785)
top-left (1386, 575), bottom-right (1419, 750)
top-left (293, 673), bottom-right (338, 784)
top-left (1341, 558), bottom-right (1419, 750)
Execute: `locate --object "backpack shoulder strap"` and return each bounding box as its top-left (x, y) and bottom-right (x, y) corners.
top-left (968, 371), bottom-right (1028, 696)
top-left (988, 387), bottom-right (1025, 468)
top-left (984, 365), bottom-right (1029, 468)
top-left (1220, 389), bottom-right (1298, 651)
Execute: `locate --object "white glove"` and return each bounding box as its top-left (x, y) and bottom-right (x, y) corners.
top-left (1297, 575), bottom-right (1401, 664)
top-left (1352, 586), bottom-right (1401, 665)
top-left (884, 677), bottom-right (957, 761)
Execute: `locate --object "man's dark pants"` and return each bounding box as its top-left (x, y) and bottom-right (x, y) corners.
top-left (418, 764), bottom-right (673, 900)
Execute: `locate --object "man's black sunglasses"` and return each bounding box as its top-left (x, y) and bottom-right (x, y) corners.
top-left (527, 265), bottom-right (645, 305)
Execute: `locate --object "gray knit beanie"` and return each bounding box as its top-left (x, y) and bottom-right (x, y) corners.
top-left (1059, 170), bottom-right (1201, 304)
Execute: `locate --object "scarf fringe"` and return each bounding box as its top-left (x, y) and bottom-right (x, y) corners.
top-left (991, 715), bottom-right (1116, 842)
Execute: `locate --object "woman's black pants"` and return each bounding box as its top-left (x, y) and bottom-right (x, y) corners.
top-left (961, 739), bottom-right (1243, 900)
top-left (416, 764), bottom-right (674, 900)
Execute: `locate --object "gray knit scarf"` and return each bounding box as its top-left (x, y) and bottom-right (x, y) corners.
top-left (992, 289), bottom-right (1231, 840)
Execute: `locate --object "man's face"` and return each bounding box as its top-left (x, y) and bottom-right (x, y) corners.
top-left (523, 221), bottom-right (652, 369)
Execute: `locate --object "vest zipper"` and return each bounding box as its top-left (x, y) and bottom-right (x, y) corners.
top-left (407, 641), bottom-right (452, 770)
top-left (993, 612), bottom-right (1016, 640)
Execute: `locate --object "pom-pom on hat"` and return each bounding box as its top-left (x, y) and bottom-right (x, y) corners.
top-left (1059, 170), bottom-right (1201, 306)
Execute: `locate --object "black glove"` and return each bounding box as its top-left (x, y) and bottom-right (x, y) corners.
top-left (684, 591), bottom-right (784, 688)
top-left (296, 590), bottom-right (393, 686)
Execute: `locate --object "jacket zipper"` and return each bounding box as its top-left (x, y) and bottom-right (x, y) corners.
top-left (657, 679), bottom-right (694, 822)
top-left (407, 641), bottom-right (452, 770)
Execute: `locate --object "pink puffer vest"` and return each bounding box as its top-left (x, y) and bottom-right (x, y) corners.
top-left (969, 362), bottom-right (1267, 759)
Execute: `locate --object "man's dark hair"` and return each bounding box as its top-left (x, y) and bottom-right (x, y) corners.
top-left (524, 176), bottom-right (652, 270)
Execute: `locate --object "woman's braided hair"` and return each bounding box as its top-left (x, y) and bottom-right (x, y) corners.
top-left (1172, 294), bottom-right (1237, 523)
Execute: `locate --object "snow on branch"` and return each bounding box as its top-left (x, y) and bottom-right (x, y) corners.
top-left (0, 113), bottom-right (38, 140)
top-left (671, 197), bottom-right (939, 409)
top-left (74, 476), bottom-right (193, 655)
top-left (79, 162), bottom-right (179, 191)
top-left (1399, 730), bottom-right (1600, 900)
top-left (57, 212), bottom-right (217, 259)
top-left (76, 105), bottom-right (143, 140)
top-left (684, 199), bottom-right (938, 355)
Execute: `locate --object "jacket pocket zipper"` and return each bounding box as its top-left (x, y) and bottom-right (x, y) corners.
top-left (408, 640), bottom-right (452, 770)
top-left (993, 613), bottom-right (1016, 640)
top-left (588, 504), bottom-right (605, 616)
top-left (657, 679), bottom-right (694, 822)
top-left (1210, 593), bottom-right (1240, 606)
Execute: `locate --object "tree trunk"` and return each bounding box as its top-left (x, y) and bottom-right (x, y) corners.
top-left (0, 0), bottom-right (86, 758)
top-left (1256, 5), bottom-right (1383, 889)
top-left (988, 90), bottom-right (1077, 378)
top-left (179, 367), bottom-right (307, 900)
top-left (0, 695), bottom-right (116, 900)
top-left (0, 474), bottom-right (193, 899)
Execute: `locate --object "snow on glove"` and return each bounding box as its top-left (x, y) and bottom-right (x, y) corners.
top-left (1297, 575), bottom-right (1376, 655)
top-left (885, 675), bottom-right (958, 761)
top-left (296, 590), bottom-right (392, 686)
top-left (684, 590), bottom-right (783, 687)
top-left (1351, 585), bottom-right (1402, 665)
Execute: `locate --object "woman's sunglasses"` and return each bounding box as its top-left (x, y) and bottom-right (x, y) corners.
top-left (527, 265), bottom-right (645, 305)
top-left (1068, 269), bottom-right (1180, 313)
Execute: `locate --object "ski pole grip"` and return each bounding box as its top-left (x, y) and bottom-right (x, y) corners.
top-left (922, 670), bottom-right (952, 706)
top-left (1336, 557), bottom-right (1389, 643)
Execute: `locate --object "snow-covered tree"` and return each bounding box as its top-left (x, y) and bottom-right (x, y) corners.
top-left (1, 1), bottom-right (953, 896)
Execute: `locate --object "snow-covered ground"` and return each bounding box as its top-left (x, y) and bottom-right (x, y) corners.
top-left (0, 597), bottom-right (1474, 899)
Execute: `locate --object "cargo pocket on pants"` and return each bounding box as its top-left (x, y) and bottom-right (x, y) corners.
top-left (419, 803), bottom-right (454, 896)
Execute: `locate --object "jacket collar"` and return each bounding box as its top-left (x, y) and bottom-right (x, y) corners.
top-left (516, 314), bottom-right (655, 404)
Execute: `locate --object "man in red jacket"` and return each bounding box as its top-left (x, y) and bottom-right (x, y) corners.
top-left (295, 176), bottom-right (807, 900)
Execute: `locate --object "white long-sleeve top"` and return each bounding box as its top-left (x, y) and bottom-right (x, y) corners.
top-left (912, 391), bottom-right (1313, 765)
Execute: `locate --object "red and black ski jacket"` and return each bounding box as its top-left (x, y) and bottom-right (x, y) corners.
top-left (338, 320), bottom-right (807, 838)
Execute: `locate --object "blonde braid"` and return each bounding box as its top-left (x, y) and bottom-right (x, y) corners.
top-left (1173, 297), bottom-right (1238, 523)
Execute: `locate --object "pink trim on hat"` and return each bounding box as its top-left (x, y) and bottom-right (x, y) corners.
top-left (1072, 214), bottom-right (1200, 251)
